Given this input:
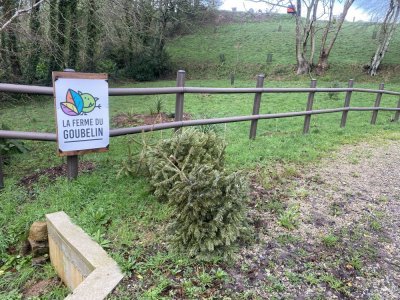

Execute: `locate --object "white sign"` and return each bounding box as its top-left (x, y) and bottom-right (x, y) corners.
top-left (54, 75), bottom-right (109, 155)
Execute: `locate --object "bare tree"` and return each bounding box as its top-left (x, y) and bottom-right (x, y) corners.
top-left (250, 0), bottom-right (317, 74)
top-left (315, 0), bottom-right (355, 75)
top-left (250, 0), bottom-right (356, 75)
top-left (367, 0), bottom-right (400, 76)
top-left (295, 0), bottom-right (320, 74)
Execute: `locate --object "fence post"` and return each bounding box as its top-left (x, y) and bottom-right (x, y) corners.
top-left (67, 155), bottom-right (78, 180)
top-left (394, 97), bottom-right (400, 122)
top-left (249, 74), bottom-right (265, 139)
top-left (63, 68), bottom-right (79, 180)
top-left (0, 155), bottom-right (4, 189)
top-left (175, 70), bottom-right (186, 132)
top-left (340, 79), bottom-right (354, 128)
top-left (303, 79), bottom-right (317, 134)
top-left (371, 83), bottom-right (384, 125)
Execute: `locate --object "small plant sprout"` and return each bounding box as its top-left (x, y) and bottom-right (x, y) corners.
top-left (278, 205), bottom-right (300, 230)
top-left (149, 97), bottom-right (164, 115)
top-left (125, 108), bottom-right (139, 123)
top-left (370, 219), bottom-right (382, 231)
top-left (322, 233), bottom-right (339, 248)
top-left (329, 202), bottom-right (343, 216)
top-left (214, 268), bottom-right (228, 281)
top-left (304, 272), bottom-right (320, 285)
top-left (347, 252), bottom-right (363, 271)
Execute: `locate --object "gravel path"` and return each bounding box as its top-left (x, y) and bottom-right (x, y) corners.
top-left (298, 140), bottom-right (400, 299)
top-left (235, 138), bottom-right (400, 299)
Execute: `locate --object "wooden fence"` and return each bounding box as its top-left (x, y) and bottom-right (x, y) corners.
top-left (1, 70), bottom-right (400, 187)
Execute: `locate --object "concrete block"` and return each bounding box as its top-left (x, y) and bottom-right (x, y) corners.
top-left (46, 211), bottom-right (123, 300)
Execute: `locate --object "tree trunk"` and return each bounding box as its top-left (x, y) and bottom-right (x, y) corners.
top-left (295, 0), bottom-right (306, 74)
top-left (2, 0), bottom-right (22, 81)
top-left (296, 54), bottom-right (310, 75)
top-left (0, 32), bottom-right (8, 81)
top-left (369, 31), bottom-right (395, 76)
top-left (55, 0), bottom-right (69, 71)
top-left (369, 0), bottom-right (400, 76)
top-left (315, 0), bottom-right (355, 75)
top-left (85, 0), bottom-right (99, 72)
top-left (67, 0), bottom-right (79, 69)
top-left (26, 0), bottom-right (42, 83)
top-left (47, 0), bottom-right (58, 81)
top-left (316, 51), bottom-right (329, 75)
top-left (294, 0), bottom-right (315, 75)
top-left (8, 27), bottom-right (22, 79)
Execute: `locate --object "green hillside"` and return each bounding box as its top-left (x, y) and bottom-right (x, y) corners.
top-left (167, 14), bottom-right (400, 81)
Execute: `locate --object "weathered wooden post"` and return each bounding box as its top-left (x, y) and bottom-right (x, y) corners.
top-left (303, 79), bottom-right (317, 134)
top-left (175, 70), bottom-right (186, 132)
top-left (249, 74), bottom-right (265, 139)
top-left (340, 79), bottom-right (354, 128)
top-left (63, 69), bottom-right (79, 180)
top-left (66, 155), bottom-right (78, 180)
top-left (371, 83), bottom-right (384, 125)
top-left (0, 155), bottom-right (4, 189)
top-left (394, 97), bottom-right (400, 122)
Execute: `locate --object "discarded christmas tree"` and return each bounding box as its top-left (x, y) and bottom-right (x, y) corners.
top-left (142, 129), bottom-right (249, 259)
top-left (144, 128), bottom-right (226, 202)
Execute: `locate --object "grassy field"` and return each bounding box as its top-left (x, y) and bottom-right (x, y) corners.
top-left (167, 14), bottom-right (400, 82)
top-left (1, 77), bottom-right (400, 298)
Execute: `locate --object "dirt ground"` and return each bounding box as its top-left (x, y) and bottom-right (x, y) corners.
top-left (236, 139), bottom-right (400, 299)
top-left (112, 112), bottom-right (192, 128)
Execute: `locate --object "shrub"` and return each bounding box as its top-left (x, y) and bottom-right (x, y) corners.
top-left (97, 59), bottom-right (117, 76)
top-left (125, 49), bottom-right (171, 81)
top-left (142, 129), bottom-right (249, 259)
top-left (0, 124), bottom-right (29, 157)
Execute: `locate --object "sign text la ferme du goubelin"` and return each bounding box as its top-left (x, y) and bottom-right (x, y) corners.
top-left (53, 72), bottom-right (109, 156)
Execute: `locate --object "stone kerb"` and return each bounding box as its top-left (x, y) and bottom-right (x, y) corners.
top-left (46, 211), bottom-right (123, 300)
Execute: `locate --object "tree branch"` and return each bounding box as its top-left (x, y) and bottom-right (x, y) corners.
top-left (248, 0), bottom-right (293, 9)
top-left (0, 0), bottom-right (47, 32)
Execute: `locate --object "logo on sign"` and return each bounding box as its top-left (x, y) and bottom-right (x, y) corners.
top-left (60, 89), bottom-right (101, 116)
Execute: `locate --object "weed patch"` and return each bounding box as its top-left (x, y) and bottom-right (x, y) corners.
top-left (278, 205), bottom-right (300, 230)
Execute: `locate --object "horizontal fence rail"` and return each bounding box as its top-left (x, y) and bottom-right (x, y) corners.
top-left (2, 83), bottom-right (400, 97)
top-left (1, 70), bottom-right (400, 185)
top-left (1, 107), bottom-right (398, 141)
